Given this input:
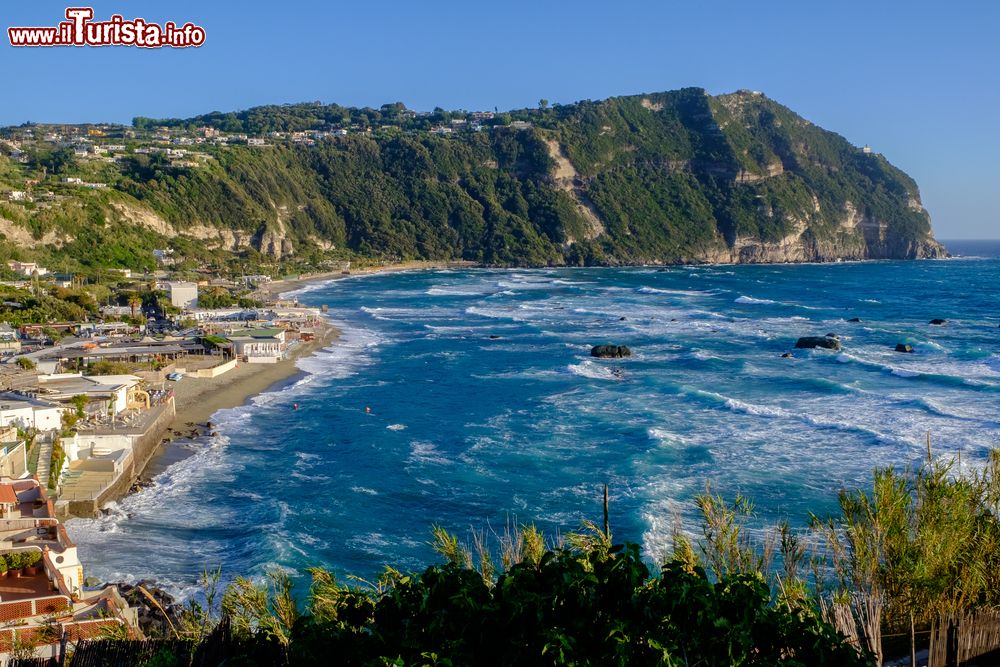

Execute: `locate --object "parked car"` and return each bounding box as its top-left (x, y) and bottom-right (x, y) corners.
top-left (166, 372), bottom-right (184, 381)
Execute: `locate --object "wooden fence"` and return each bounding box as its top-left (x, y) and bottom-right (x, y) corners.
top-left (928, 609), bottom-right (1000, 667)
top-left (17, 618), bottom-right (291, 667)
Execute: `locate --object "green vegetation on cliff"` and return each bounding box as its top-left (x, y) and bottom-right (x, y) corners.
top-left (0, 88), bottom-right (943, 273)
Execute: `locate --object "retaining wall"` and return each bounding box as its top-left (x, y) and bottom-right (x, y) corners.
top-left (62, 398), bottom-right (176, 518)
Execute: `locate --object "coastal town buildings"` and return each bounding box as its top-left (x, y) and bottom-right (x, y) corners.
top-left (0, 394), bottom-right (66, 432)
top-left (166, 281), bottom-right (199, 310)
top-left (0, 478), bottom-right (139, 659)
top-left (228, 327), bottom-right (287, 363)
top-left (37, 373), bottom-right (145, 417)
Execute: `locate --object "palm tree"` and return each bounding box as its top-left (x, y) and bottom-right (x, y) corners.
top-left (128, 294), bottom-right (142, 319)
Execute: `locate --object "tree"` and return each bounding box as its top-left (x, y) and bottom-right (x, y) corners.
top-left (539, 99), bottom-right (549, 109)
top-left (37, 146), bottom-right (76, 175)
top-left (70, 394), bottom-right (89, 418)
top-left (128, 294), bottom-right (142, 319)
top-left (15, 357), bottom-right (35, 370)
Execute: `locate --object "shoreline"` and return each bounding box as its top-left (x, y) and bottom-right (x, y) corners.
top-left (261, 259), bottom-right (478, 300)
top-left (171, 259), bottom-right (478, 432)
top-left (99, 254), bottom-right (969, 494)
top-left (166, 322), bottom-right (340, 433)
top-left (140, 322), bottom-right (340, 482)
top-left (139, 258), bottom-right (462, 485)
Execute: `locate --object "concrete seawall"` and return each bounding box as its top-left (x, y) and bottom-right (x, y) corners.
top-left (60, 398), bottom-right (176, 519)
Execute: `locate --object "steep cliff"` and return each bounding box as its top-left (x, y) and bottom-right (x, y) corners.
top-left (0, 88), bottom-right (944, 270)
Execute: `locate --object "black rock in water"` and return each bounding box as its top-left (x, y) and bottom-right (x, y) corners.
top-left (591, 345), bottom-right (632, 359)
top-left (929, 319), bottom-right (947, 325)
top-left (108, 580), bottom-right (183, 639)
top-left (781, 352), bottom-right (794, 358)
top-left (847, 317), bottom-right (862, 323)
top-left (895, 344), bottom-right (914, 353)
top-left (794, 336), bottom-right (842, 351)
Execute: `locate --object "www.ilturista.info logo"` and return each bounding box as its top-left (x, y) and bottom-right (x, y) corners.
top-left (8, 7), bottom-right (205, 48)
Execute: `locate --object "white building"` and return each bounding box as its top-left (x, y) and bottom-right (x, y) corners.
top-left (153, 248), bottom-right (175, 266)
top-left (36, 374), bottom-right (143, 417)
top-left (166, 281), bottom-right (199, 310)
top-left (0, 323), bottom-right (20, 357)
top-left (0, 393), bottom-right (67, 431)
top-left (0, 426), bottom-right (27, 479)
top-left (227, 328), bottom-right (287, 363)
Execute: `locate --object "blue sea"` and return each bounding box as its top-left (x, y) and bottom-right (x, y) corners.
top-left (68, 241), bottom-right (1000, 598)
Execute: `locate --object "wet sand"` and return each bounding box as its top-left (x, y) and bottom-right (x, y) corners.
top-left (168, 322), bottom-right (339, 431)
top-left (142, 259), bottom-right (474, 483)
top-left (141, 323), bottom-right (339, 481)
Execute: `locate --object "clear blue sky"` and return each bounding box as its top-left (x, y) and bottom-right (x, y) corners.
top-left (2, 0), bottom-right (998, 238)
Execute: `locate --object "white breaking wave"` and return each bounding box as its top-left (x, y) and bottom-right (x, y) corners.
top-left (636, 287), bottom-right (712, 297)
top-left (735, 295), bottom-right (777, 305)
top-left (407, 441), bottom-right (453, 466)
top-left (425, 284), bottom-right (495, 296)
top-left (567, 360), bottom-right (624, 381)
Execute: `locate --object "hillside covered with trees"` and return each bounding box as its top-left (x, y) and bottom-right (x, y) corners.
top-left (0, 88), bottom-right (944, 274)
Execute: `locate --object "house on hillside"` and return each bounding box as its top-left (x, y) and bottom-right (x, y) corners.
top-left (7, 261), bottom-right (48, 277)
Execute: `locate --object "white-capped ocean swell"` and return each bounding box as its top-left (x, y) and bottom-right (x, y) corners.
top-left (68, 253), bottom-right (1000, 593)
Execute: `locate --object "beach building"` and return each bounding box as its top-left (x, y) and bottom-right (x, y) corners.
top-left (227, 327), bottom-right (287, 363)
top-left (0, 478), bottom-right (139, 659)
top-left (0, 393), bottom-right (66, 432)
top-left (166, 281), bottom-right (199, 310)
top-left (38, 340), bottom-right (199, 375)
top-left (60, 431), bottom-right (133, 484)
top-left (189, 307), bottom-right (256, 323)
top-left (36, 373), bottom-right (146, 417)
top-left (264, 305), bottom-right (323, 326)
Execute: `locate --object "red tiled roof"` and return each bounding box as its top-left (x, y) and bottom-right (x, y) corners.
top-left (0, 486), bottom-right (16, 504)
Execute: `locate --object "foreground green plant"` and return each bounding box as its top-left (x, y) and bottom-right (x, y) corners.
top-left (204, 522), bottom-right (870, 666)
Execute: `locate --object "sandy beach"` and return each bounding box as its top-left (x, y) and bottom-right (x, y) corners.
top-left (168, 322), bottom-right (339, 430)
top-left (260, 259), bottom-right (477, 300)
top-left (142, 260), bottom-right (473, 482)
top-left (178, 259), bottom-right (473, 428)
top-left (140, 322), bottom-right (339, 480)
